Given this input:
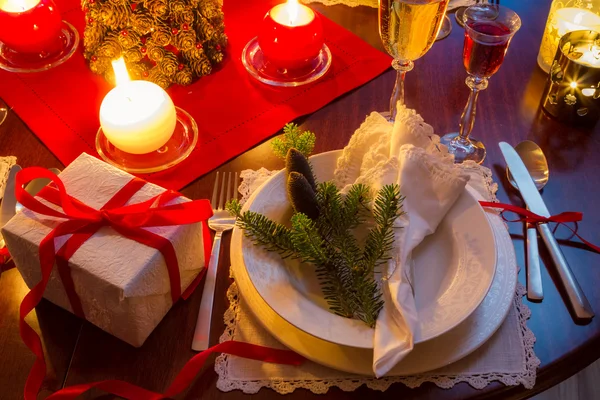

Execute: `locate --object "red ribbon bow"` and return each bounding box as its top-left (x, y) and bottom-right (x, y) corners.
top-left (14, 167), bottom-right (303, 399)
top-left (479, 201), bottom-right (599, 253)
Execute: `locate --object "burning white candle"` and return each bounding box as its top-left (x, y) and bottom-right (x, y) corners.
top-left (100, 58), bottom-right (177, 154)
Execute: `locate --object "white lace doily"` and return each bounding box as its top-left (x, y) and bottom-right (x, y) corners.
top-left (214, 112), bottom-right (539, 394)
top-left (303, 0), bottom-right (477, 11)
top-left (0, 156), bottom-right (16, 200)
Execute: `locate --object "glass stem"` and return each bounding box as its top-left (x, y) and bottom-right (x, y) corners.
top-left (457, 75), bottom-right (488, 144)
top-left (389, 59), bottom-right (414, 122)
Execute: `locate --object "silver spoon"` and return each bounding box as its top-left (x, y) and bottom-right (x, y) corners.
top-left (506, 140), bottom-right (549, 301)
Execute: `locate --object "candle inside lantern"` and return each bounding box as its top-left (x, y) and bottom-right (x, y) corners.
top-left (258, 0), bottom-right (324, 70)
top-left (538, 6), bottom-right (600, 73)
top-left (0, 0), bottom-right (62, 54)
top-left (99, 58), bottom-right (177, 155)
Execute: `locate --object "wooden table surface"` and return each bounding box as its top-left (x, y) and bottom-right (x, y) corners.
top-left (2, 0), bottom-right (600, 399)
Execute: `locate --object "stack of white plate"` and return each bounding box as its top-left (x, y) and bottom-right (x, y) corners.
top-left (230, 150), bottom-right (517, 376)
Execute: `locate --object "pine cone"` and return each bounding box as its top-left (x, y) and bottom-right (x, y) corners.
top-left (97, 37), bottom-right (123, 58)
top-left (143, 0), bottom-right (168, 18)
top-left (174, 67), bottom-right (193, 86)
top-left (197, 19), bottom-right (215, 41)
top-left (199, 1), bottom-right (221, 20)
top-left (160, 52), bottom-right (179, 77)
top-left (174, 6), bottom-right (195, 24)
top-left (174, 30), bottom-right (195, 51)
top-left (286, 149), bottom-right (316, 191)
top-left (150, 24), bottom-right (171, 47)
top-left (148, 69), bottom-right (171, 89)
top-left (100, 4), bottom-right (131, 30)
top-left (83, 23), bottom-right (106, 52)
top-left (287, 172), bottom-right (319, 220)
top-left (147, 45), bottom-right (166, 62)
top-left (208, 49), bottom-right (223, 64)
top-left (118, 29), bottom-right (140, 49)
top-left (169, 0), bottom-right (186, 14)
top-left (182, 45), bottom-right (205, 61)
top-left (131, 10), bottom-right (155, 35)
top-left (124, 48), bottom-right (144, 63)
top-left (190, 58), bottom-right (211, 77)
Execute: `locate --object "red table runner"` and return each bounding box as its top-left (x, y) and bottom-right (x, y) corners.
top-left (0, 0), bottom-right (390, 190)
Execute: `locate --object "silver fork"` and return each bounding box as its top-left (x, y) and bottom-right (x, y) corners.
top-left (192, 171), bottom-right (238, 351)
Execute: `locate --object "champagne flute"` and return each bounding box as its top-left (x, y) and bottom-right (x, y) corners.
top-left (379, 0), bottom-right (450, 121)
top-left (440, 4), bottom-right (521, 163)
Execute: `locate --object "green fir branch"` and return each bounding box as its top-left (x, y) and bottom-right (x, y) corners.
top-left (226, 200), bottom-right (296, 258)
top-left (271, 123), bottom-right (316, 159)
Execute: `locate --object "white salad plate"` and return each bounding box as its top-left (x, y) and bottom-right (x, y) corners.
top-left (235, 150), bottom-right (497, 349)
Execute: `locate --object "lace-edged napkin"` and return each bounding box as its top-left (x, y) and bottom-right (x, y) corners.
top-left (215, 109), bottom-right (540, 394)
top-left (332, 109), bottom-right (469, 376)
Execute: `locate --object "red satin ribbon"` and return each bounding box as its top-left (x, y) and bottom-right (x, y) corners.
top-left (45, 341), bottom-right (305, 400)
top-left (479, 201), bottom-right (600, 253)
top-left (14, 167), bottom-right (214, 399)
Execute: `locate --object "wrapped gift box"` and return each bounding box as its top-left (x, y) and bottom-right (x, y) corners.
top-left (1, 153), bottom-right (206, 347)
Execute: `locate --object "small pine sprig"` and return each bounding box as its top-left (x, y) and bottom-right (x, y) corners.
top-left (362, 185), bottom-right (405, 275)
top-left (271, 123), bottom-right (316, 159)
top-left (226, 199), bottom-right (296, 258)
top-left (290, 213), bottom-right (356, 318)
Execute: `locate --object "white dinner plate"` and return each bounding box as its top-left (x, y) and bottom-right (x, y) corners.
top-left (238, 150), bottom-right (497, 349)
top-left (230, 201), bottom-right (517, 375)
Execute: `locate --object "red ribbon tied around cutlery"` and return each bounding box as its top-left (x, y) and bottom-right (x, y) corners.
top-left (14, 167), bottom-right (304, 399)
top-left (479, 201), bottom-right (600, 253)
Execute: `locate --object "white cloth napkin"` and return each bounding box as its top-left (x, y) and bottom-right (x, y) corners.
top-left (333, 106), bottom-right (470, 377)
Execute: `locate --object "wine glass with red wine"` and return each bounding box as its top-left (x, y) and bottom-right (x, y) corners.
top-left (440, 4), bottom-right (521, 164)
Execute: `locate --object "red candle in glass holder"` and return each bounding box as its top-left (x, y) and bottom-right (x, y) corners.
top-left (0, 0), bottom-right (62, 54)
top-left (258, 0), bottom-right (324, 70)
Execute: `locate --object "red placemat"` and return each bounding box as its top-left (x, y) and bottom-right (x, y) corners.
top-left (0, 0), bottom-right (390, 190)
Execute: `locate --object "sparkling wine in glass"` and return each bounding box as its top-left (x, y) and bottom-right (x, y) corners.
top-left (440, 4), bottom-right (521, 164)
top-left (379, 0), bottom-right (449, 121)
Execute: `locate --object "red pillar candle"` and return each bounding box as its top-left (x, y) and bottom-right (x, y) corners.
top-left (0, 0), bottom-right (62, 54)
top-left (258, 0), bottom-right (324, 70)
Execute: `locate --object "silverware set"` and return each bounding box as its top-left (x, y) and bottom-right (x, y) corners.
top-left (501, 142), bottom-right (594, 322)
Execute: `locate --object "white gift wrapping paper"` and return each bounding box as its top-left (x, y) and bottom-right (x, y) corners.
top-left (1, 153), bottom-right (206, 347)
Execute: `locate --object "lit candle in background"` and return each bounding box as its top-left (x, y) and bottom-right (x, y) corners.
top-left (538, 6), bottom-right (600, 73)
top-left (100, 58), bottom-right (177, 155)
top-left (0, 0), bottom-right (62, 54)
top-left (258, 0), bottom-right (324, 70)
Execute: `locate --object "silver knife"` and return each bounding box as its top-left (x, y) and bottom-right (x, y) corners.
top-left (500, 142), bottom-right (594, 321)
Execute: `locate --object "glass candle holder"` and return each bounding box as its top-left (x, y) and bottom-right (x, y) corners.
top-left (0, 0), bottom-right (78, 72)
top-left (538, 0), bottom-right (600, 73)
top-left (542, 30), bottom-right (600, 125)
top-left (242, 0), bottom-right (331, 87)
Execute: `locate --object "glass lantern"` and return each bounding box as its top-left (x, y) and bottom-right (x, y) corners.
top-left (538, 0), bottom-right (600, 73)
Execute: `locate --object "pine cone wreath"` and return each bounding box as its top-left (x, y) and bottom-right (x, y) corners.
top-left (82, 0), bottom-right (228, 88)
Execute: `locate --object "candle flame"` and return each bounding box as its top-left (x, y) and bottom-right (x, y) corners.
top-left (287, 0), bottom-right (300, 26)
top-left (112, 58), bottom-right (131, 87)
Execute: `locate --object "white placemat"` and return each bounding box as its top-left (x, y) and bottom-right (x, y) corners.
top-left (214, 128), bottom-right (540, 393)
